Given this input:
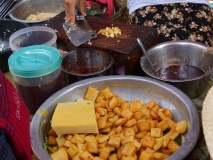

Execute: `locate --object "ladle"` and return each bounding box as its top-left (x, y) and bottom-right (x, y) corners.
top-left (137, 38), bottom-right (156, 74)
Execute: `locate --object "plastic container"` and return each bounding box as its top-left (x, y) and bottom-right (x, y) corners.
top-left (8, 45), bottom-right (62, 115)
top-left (9, 26), bottom-right (57, 52)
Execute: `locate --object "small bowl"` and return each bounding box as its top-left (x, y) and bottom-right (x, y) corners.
top-left (61, 48), bottom-right (114, 86)
top-left (30, 75), bottom-right (200, 160)
top-left (9, 0), bottom-right (64, 23)
top-left (0, 19), bottom-right (28, 72)
top-left (140, 40), bottom-right (213, 98)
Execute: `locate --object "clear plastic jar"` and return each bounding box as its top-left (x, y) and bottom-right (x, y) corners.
top-left (8, 45), bottom-right (62, 115)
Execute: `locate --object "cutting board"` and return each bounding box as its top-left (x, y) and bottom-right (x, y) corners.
top-left (39, 11), bottom-right (158, 55)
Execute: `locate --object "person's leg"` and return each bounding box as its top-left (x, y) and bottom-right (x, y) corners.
top-left (130, 3), bottom-right (213, 46)
top-left (185, 3), bottom-right (213, 46)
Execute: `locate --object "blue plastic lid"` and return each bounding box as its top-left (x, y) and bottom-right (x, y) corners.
top-left (8, 45), bottom-right (62, 78)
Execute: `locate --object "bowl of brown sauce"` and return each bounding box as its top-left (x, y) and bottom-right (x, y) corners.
top-left (140, 40), bottom-right (213, 98)
top-left (61, 48), bottom-right (114, 86)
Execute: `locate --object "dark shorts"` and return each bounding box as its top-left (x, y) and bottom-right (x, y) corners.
top-left (130, 3), bottom-right (213, 46)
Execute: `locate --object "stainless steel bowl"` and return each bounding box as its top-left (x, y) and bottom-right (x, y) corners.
top-left (61, 48), bottom-right (114, 86)
top-left (30, 75), bottom-right (200, 160)
top-left (9, 0), bottom-right (64, 23)
top-left (140, 40), bottom-right (213, 98)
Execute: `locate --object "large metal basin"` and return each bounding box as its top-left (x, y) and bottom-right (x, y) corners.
top-left (30, 75), bottom-right (200, 160)
top-left (140, 40), bottom-right (213, 98)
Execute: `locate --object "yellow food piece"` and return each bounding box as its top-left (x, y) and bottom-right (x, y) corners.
top-left (98, 27), bottom-right (122, 38)
top-left (84, 87), bottom-right (99, 101)
top-left (50, 148), bottom-right (68, 160)
top-left (51, 99), bottom-right (99, 135)
top-left (26, 12), bottom-right (57, 21)
top-left (48, 87), bottom-right (187, 160)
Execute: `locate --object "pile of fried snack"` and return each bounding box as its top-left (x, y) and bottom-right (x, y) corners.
top-left (47, 87), bottom-right (186, 160)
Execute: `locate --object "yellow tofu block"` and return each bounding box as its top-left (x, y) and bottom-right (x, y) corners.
top-left (51, 99), bottom-right (99, 135)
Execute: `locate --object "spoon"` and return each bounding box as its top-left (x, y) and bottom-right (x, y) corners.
top-left (137, 38), bottom-right (156, 74)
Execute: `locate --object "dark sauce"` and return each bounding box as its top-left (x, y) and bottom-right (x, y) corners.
top-left (68, 66), bottom-right (106, 74)
top-left (15, 75), bottom-right (62, 115)
top-left (156, 65), bottom-right (205, 80)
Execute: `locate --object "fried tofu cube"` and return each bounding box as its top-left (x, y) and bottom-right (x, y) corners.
top-left (48, 135), bottom-right (57, 145)
top-left (86, 142), bottom-right (98, 154)
top-left (129, 100), bottom-right (143, 112)
top-left (56, 135), bottom-right (66, 147)
top-left (63, 140), bottom-right (73, 148)
top-left (108, 134), bottom-right (121, 149)
top-left (50, 148), bottom-right (68, 160)
top-left (157, 111), bottom-right (167, 120)
top-left (109, 97), bottom-right (119, 109)
top-left (97, 115), bottom-right (108, 129)
top-left (98, 141), bottom-right (107, 149)
top-left (92, 157), bottom-right (104, 160)
top-left (108, 153), bottom-right (118, 160)
top-left (135, 131), bottom-right (147, 139)
top-left (67, 144), bottom-right (79, 158)
top-left (79, 151), bottom-right (94, 160)
top-left (153, 137), bottom-right (163, 151)
top-left (124, 156), bottom-right (137, 160)
top-left (150, 128), bottom-right (162, 138)
top-left (162, 132), bottom-right (171, 148)
top-left (133, 111), bottom-right (143, 120)
top-left (100, 87), bottom-right (114, 99)
top-left (137, 120), bottom-right (150, 132)
top-left (124, 127), bottom-right (135, 137)
top-left (156, 120), bottom-right (169, 131)
top-left (48, 128), bottom-right (57, 137)
top-left (48, 146), bottom-right (59, 154)
top-left (153, 152), bottom-right (169, 159)
top-left (125, 119), bottom-right (137, 128)
top-left (71, 134), bottom-right (85, 144)
top-left (132, 140), bottom-right (141, 151)
top-left (139, 150), bottom-right (153, 160)
top-left (85, 135), bottom-right (97, 143)
top-left (147, 100), bottom-right (156, 109)
top-left (84, 87), bottom-right (99, 101)
top-left (121, 109), bottom-right (133, 120)
top-left (167, 140), bottom-right (180, 153)
top-left (170, 131), bottom-right (180, 140)
top-left (164, 108), bottom-right (172, 119)
top-left (141, 135), bottom-right (156, 149)
top-left (96, 134), bottom-right (109, 144)
top-left (176, 120), bottom-right (187, 134)
top-left (99, 147), bottom-right (111, 160)
top-left (121, 143), bottom-right (137, 156)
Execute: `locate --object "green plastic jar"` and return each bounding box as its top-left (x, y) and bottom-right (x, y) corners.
top-left (8, 45), bottom-right (62, 115)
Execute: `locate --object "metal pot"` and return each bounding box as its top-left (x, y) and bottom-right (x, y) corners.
top-left (61, 48), bottom-right (114, 86)
top-left (140, 40), bottom-right (213, 98)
